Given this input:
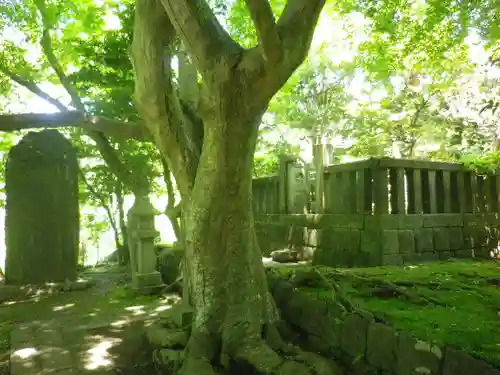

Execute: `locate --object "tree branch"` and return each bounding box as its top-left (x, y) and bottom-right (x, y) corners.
top-left (0, 112), bottom-right (149, 139)
top-left (244, 0), bottom-right (282, 65)
top-left (0, 66), bottom-right (68, 111)
top-left (132, 0), bottom-right (200, 196)
top-left (277, 0), bottom-right (325, 69)
top-left (30, 0), bottom-right (150, 196)
top-left (159, 0), bottom-right (243, 78)
top-left (234, 0), bottom-right (326, 110)
top-left (78, 165), bottom-right (120, 250)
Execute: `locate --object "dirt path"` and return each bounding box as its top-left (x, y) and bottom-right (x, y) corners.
top-left (0, 267), bottom-right (177, 375)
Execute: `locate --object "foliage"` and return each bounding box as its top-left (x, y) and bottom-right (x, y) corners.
top-left (461, 152), bottom-right (500, 175)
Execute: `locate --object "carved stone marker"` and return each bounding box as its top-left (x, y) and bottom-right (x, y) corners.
top-left (5, 130), bottom-right (79, 285)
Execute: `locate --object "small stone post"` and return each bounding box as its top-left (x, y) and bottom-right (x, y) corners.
top-left (127, 196), bottom-right (164, 294)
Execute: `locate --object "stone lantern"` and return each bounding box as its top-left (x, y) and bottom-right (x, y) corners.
top-left (127, 195), bottom-right (164, 294)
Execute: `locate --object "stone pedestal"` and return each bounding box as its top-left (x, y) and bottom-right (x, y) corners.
top-left (127, 196), bottom-right (165, 294)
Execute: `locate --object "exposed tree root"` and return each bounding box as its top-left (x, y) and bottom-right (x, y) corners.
top-left (175, 322), bottom-right (342, 375)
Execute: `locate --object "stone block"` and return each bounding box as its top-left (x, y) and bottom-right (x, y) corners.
top-left (382, 230), bottom-right (399, 254)
top-left (395, 334), bottom-right (442, 375)
top-left (442, 347), bottom-right (495, 375)
top-left (134, 271), bottom-right (163, 290)
top-left (454, 249), bottom-right (473, 259)
top-left (311, 247), bottom-right (335, 267)
top-left (438, 251), bottom-right (454, 261)
top-left (423, 214), bottom-right (463, 227)
top-left (341, 313), bottom-right (372, 359)
top-left (415, 229), bottom-right (434, 252)
top-left (297, 298), bottom-right (331, 339)
top-left (366, 322), bottom-right (397, 370)
top-left (448, 228), bottom-right (465, 250)
top-left (463, 213), bottom-right (485, 228)
top-left (433, 228), bottom-right (450, 251)
top-left (380, 214), bottom-right (400, 229)
top-left (398, 230), bottom-right (416, 254)
top-left (382, 254), bottom-right (404, 266)
top-left (399, 215), bottom-right (424, 229)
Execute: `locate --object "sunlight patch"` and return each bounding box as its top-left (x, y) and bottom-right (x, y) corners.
top-left (52, 303), bottom-right (75, 311)
top-left (124, 305), bottom-right (146, 316)
top-left (83, 336), bottom-right (121, 370)
top-left (12, 347), bottom-right (38, 359)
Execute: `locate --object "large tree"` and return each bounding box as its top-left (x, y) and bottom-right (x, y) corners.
top-left (131, 0), bottom-right (326, 373)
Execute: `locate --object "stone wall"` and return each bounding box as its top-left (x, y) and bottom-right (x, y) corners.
top-left (256, 213), bottom-right (499, 267)
top-left (268, 273), bottom-right (500, 375)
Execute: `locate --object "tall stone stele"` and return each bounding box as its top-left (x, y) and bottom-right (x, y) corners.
top-left (127, 195), bottom-right (164, 293)
top-left (4, 130), bottom-right (79, 285)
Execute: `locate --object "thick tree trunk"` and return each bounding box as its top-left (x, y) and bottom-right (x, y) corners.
top-left (178, 111), bottom-right (332, 374)
top-left (179, 113), bottom-right (282, 373)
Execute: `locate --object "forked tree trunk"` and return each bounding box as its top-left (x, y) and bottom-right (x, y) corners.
top-left (180, 111), bottom-right (285, 373)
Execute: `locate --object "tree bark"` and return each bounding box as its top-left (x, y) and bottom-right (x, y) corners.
top-left (115, 181), bottom-right (130, 265)
top-left (181, 112), bottom-right (285, 374)
top-left (132, 0), bottom-right (328, 372)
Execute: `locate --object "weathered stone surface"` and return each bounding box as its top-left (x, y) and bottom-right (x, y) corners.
top-left (423, 214), bottom-right (462, 227)
top-left (159, 303), bottom-right (194, 328)
top-left (438, 251), bottom-right (454, 260)
top-left (415, 229), bottom-right (434, 252)
top-left (395, 333), bottom-right (442, 375)
top-left (360, 232), bottom-right (382, 267)
top-left (297, 297), bottom-right (332, 338)
top-left (277, 361), bottom-right (311, 375)
top-left (157, 245), bottom-right (183, 285)
top-left (295, 351), bottom-right (343, 375)
top-left (5, 130), bottom-right (79, 285)
top-left (382, 230), bottom-right (399, 254)
top-left (398, 230), bottom-right (416, 254)
top-left (448, 228), bottom-right (465, 250)
top-left (145, 324), bottom-right (188, 348)
top-left (442, 347), bottom-right (494, 375)
top-left (154, 348), bottom-right (184, 370)
top-left (454, 249), bottom-right (473, 259)
top-left (366, 322), bottom-right (397, 370)
top-left (341, 313), bottom-right (371, 359)
top-left (399, 215), bottom-right (424, 229)
top-left (433, 228), bottom-right (450, 251)
top-left (382, 254), bottom-right (404, 266)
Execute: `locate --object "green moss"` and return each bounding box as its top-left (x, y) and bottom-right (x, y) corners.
top-left (281, 260), bottom-right (500, 366)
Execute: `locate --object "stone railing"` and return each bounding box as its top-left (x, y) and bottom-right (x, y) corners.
top-left (253, 157), bottom-right (500, 265)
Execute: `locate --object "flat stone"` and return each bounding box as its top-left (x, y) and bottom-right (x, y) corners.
top-left (395, 333), bottom-right (442, 375)
top-left (366, 322), bottom-right (397, 370)
top-left (294, 351), bottom-right (343, 375)
top-left (341, 313), bottom-right (371, 359)
top-left (145, 324), bottom-right (189, 348)
top-left (398, 230), bottom-right (416, 254)
top-left (442, 347), bottom-right (493, 375)
top-left (414, 229), bottom-right (434, 253)
top-left (154, 348), bottom-right (184, 368)
top-left (433, 228), bottom-right (450, 251)
top-left (382, 230), bottom-right (399, 254)
top-left (277, 360), bottom-right (311, 375)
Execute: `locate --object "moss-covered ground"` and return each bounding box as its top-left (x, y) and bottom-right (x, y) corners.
top-left (278, 259), bottom-right (500, 366)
